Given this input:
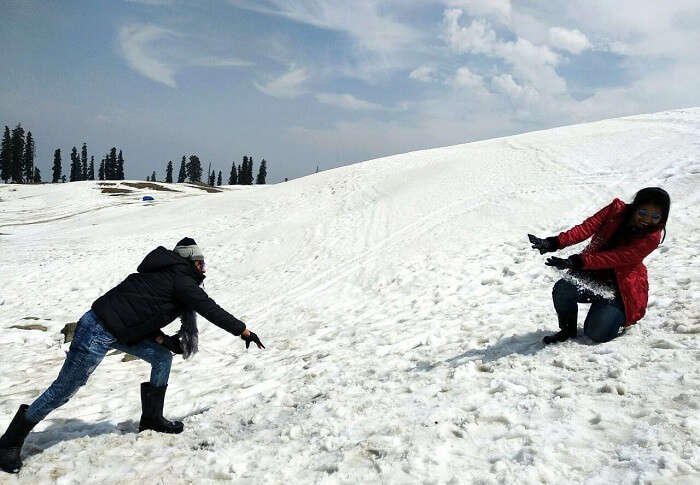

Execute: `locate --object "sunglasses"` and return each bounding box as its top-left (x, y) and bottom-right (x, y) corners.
top-left (637, 209), bottom-right (661, 221)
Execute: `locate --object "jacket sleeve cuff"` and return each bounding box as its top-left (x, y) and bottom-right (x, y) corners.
top-left (554, 235), bottom-right (564, 249)
top-left (568, 254), bottom-right (584, 270)
top-left (547, 236), bottom-right (560, 250)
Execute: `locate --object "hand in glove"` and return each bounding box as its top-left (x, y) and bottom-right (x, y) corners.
top-left (241, 329), bottom-right (265, 349)
top-left (545, 255), bottom-right (583, 270)
top-left (528, 234), bottom-right (559, 254)
top-left (155, 332), bottom-right (183, 354)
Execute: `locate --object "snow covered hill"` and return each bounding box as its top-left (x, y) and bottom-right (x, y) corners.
top-left (1, 108), bottom-right (698, 484)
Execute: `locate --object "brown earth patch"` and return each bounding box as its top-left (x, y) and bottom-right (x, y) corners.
top-left (101, 188), bottom-right (133, 194)
top-left (61, 322), bottom-right (78, 343)
top-left (122, 182), bottom-right (179, 192)
top-left (11, 324), bottom-right (48, 332)
top-left (186, 182), bottom-right (222, 193)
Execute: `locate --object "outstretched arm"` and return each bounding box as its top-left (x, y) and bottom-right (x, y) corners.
top-left (557, 199), bottom-right (617, 249)
top-left (580, 232), bottom-right (660, 270)
top-left (174, 277), bottom-right (246, 336)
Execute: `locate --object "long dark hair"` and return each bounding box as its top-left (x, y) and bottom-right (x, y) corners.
top-left (604, 187), bottom-right (671, 249)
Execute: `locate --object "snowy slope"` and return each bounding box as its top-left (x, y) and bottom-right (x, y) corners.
top-left (1, 108), bottom-right (699, 484)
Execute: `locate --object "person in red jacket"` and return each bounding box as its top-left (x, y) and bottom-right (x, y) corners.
top-left (528, 187), bottom-right (670, 344)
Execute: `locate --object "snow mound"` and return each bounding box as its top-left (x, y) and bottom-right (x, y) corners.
top-left (1, 108), bottom-right (699, 484)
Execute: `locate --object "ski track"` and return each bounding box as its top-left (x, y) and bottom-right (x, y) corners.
top-left (1, 108), bottom-right (699, 484)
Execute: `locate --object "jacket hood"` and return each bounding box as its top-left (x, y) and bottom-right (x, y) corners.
top-left (137, 246), bottom-right (194, 273)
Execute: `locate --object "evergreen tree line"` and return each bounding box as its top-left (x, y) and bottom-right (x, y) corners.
top-left (149, 155), bottom-right (267, 186)
top-left (1, 123), bottom-right (40, 183)
top-left (57, 144), bottom-right (125, 183)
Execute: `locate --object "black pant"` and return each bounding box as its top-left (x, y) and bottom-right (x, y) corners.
top-left (552, 278), bottom-right (626, 342)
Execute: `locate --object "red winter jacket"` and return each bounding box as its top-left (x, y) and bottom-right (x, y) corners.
top-left (556, 198), bottom-right (661, 326)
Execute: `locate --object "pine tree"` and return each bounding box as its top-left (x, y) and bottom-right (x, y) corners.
top-left (151, 170), bottom-right (156, 182)
top-left (208, 169), bottom-right (216, 186)
top-left (246, 156), bottom-right (254, 185)
top-left (10, 123), bottom-right (25, 183)
top-left (256, 158), bottom-right (267, 184)
top-left (217, 170), bottom-right (222, 186)
top-left (69, 146), bottom-right (80, 182)
top-left (81, 143), bottom-right (88, 181)
top-left (107, 147), bottom-right (117, 180)
top-left (61, 174), bottom-right (66, 183)
top-left (98, 159), bottom-right (105, 180)
top-left (52, 148), bottom-right (62, 183)
top-left (187, 155), bottom-right (202, 182)
top-left (0, 126), bottom-right (11, 183)
top-left (228, 159), bottom-right (237, 185)
top-left (88, 156), bottom-right (95, 180)
top-left (244, 156), bottom-right (251, 184)
top-left (23, 131), bottom-right (35, 183)
top-left (33, 167), bottom-right (41, 183)
top-left (239, 156), bottom-right (250, 185)
top-left (146, 175), bottom-right (150, 182)
top-left (177, 156), bottom-right (187, 183)
top-left (103, 154), bottom-right (109, 180)
top-left (117, 150), bottom-right (125, 180)
top-left (165, 160), bottom-right (173, 183)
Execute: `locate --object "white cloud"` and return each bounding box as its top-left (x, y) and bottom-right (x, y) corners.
top-left (118, 23), bottom-right (253, 87)
top-left (444, 10), bottom-right (566, 97)
top-left (409, 66), bottom-right (437, 82)
top-left (196, 57), bottom-right (254, 67)
top-left (254, 67), bottom-right (308, 98)
top-left (118, 24), bottom-right (178, 87)
top-left (548, 27), bottom-right (591, 54)
top-left (449, 67), bottom-right (487, 94)
top-left (444, 0), bottom-right (511, 23)
top-left (228, 0), bottom-right (421, 55)
top-left (443, 11), bottom-right (496, 55)
top-left (491, 74), bottom-right (539, 103)
top-left (315, 93), bottom-right (386, 111)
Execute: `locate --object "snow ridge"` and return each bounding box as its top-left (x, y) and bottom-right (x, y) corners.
top-left (1, 108), bottom-right (699, 484)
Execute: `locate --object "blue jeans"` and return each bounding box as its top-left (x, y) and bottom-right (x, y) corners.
top-left (552, 278), bottom-right (626, 343)
top-left (25, 310), bottom-right (173, 423)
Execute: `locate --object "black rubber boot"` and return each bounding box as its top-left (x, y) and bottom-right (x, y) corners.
top-left (138, 383), bottom-right (183, 434)
top-left (0, 404), bottom-right (38, 474)
top-left (543, 315), bottom-right (577, 345)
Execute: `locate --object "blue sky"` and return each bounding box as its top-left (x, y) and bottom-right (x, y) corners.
top-left (2, 0), bottom-right (700, 183)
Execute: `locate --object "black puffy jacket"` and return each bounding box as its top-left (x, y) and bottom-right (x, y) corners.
top-left (92, 246), bottom-right (246, 344)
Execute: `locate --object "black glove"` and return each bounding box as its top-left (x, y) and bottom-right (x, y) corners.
top-left (528, 234), bottom-right (559, 254)
top-left (545, 255), bottom-right (583, 270)
top-left (156, 332), bottom-right (183, 354)
top-left (242, 331), bottom-right (265, 349)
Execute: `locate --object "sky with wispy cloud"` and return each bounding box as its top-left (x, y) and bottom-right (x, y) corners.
top-left (2, 0), bottom-right (700, 182)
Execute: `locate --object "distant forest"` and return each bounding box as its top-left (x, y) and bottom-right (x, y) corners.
top-left (152, 155), bottom-right (267, 186)
top-left (0, 122), bottom-right (268, 186)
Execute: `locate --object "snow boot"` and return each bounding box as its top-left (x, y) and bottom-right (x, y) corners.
top-left (0, 404), bottom-right (37, 474)
top-left (138, 383), bottom-right (183, 434)
top-left (543, 315), bottom-right (577, 345)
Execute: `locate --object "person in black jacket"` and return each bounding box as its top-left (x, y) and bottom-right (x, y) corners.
top-left (0, 238), bottom-right (264, 474)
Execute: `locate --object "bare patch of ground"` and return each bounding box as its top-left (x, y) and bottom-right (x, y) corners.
top-left (101, 188), bottom-right (133, 194)
top-left (11, 324), bottom-right (48, 331)
top-left (122, 182), bottom-right (179, 192)
top-left (186, 181), bottom-right (222, 193)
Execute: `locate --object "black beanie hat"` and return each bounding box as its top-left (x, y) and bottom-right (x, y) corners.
top-left (173, 237), bottom-right (204, 261)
